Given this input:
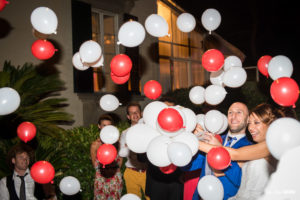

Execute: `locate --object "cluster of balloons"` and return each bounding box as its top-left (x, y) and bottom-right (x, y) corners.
top-left (143, 80), bottom-right (162, 100)
top-left (0, 87), bottom-right (21, 116)
top-left (17, 122), bottom-right (36, 143)
top-left (189, 84), bottom-right (227, 106)
top-left (125, 101), bottom-right (200, 170)
top-left (59, 176), bottom-right (81, 196)
top-left (117, 12), bottom-right (196, 48)
top-left (72, 40), bottom-right (104, 71)
top-left (30, 7), bottom-right (58, 60)
top-left (0, 0), bottom-right (9, 11)
top-left (99, 94), bottom-right (120, 112)
top-left (30, 161), bottom-right (55, 184)
top-left (257, 55), bottom-right (299, 107)
top-left (110, 54), bottom-right (132, 84)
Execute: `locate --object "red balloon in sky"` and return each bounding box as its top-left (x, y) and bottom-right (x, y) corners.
top-left (157, 108), bottom-right (184, 132)
top-left (143, 80), bottom-right (162, 100)
top-left (160, 164), bottom-right (177, 174)
top-left (110, 54), bottom-right (132, 77)
top-left (30, 161), bottom-right (55, 184)
top-left (17, 122), bottom-right (36, 143)
top-left (31, 39), bottom-right (57, 60)
top-left (97, 144), bottom-right (117, 167)
top-left (111, 72), bottom-right (130, 84)
top-left (0, 0), bottom-right (9, 11)
top-left (270, 77), bottom-right (299, 108)
top-left (207, 147), bottom-right (231, 170)
top-left (257, 55), bottom-right (272, 78)
top-left (202, 49), bottom-right (224, 72)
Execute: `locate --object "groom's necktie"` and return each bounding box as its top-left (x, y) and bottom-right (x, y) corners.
top-left (225, 136), bottom-right (237, 147)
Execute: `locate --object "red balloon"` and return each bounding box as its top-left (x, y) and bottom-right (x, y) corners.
top-left (202, 49), bottom-right (224, 72)
top-left (17, 122), bottom-right (36, 143)
top-left (270, 77), bottom-right (299, 107)
top-left (143, 80), bottom-right (162, 100)
top-left (0, 0), bottom-right (9, 11)
top-left (97, 144), bottom-right (117, 167)
top-left (207, 147), bottom-right (231, 170)
top-left (214, 134), bottom-right (223, 144)
top-left (31, 39), bottom-right (57, 60)
top-left (160, 164), bottom-right (177, 174)
top-left (111, 72), bottom-right (130, 84)
top-left (257, 55), bottom-right (272, 77)
top-left (157, 108), bottom-right (184, 132)
top-left (30, 161), bottom-right (55, 184)
top-left (110, 54), bottom-right (132, 77)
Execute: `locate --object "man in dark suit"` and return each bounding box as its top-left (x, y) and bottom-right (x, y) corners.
top-left (183, 102), bottom-right (252, 200)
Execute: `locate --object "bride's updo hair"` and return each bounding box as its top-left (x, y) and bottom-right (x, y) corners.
top-left (250, 103), bottom-right (283, 125)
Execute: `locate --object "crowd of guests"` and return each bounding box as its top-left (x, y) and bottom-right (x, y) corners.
top-left (0, 97), bottom-right (297, 200)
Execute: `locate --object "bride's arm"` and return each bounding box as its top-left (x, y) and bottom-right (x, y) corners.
top-left (199, 140), bottom-right (270, 161)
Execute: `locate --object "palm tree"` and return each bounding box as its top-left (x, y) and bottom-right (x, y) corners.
top-left (0, 61), bottom-right (73, 177)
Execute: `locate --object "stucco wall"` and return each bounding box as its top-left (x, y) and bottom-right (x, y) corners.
top-left (0, 0), bottom-right (160, 127)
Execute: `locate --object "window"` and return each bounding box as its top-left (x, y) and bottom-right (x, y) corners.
top-left (91, 9), bottom-right (119, 92)
top-left (157, 0), bottom-right (207, 92)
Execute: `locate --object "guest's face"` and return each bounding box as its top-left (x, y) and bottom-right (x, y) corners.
top-left (127, 106), bottom-right (141, 125)
top-left (12, 152), bottom-right (30, 171)
top-left (98, 119), bottom-right (112, 130)
top-left (248, 113), bottom-right (268, 143)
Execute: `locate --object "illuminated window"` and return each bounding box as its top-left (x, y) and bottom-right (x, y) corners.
top-left (157, 0), bottom-right (207, 92)
top-left (91, 9), bottom-right (119, 92)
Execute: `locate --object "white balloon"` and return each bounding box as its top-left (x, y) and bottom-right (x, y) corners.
top-left (197, 175), bottom-right (224, 200)
top-left (0, 87), bottom-right (21, 116)
top-left (146, 135), bottom-right (172, 167)
top-left (258, 146), bottom-right (300, 200)
top-left (79, 40), bottom-right (102, 63)
top-left (205, 110), bottom-right (224, 133)
top-left (216, 114), bottom-right (228, 134)
top-left (100, 125), bottom-right (120, 144)
top-left (90, 55), bottom-right (104, 68)
top-left (59, 176), bottom-right (81, 196)
top-left (189, 86), bottom-right (205, 105)
top-left (224, 56), bottom-right (242, 71)
top-left (121, 193), bottom-right (141, 200)
top-left (126, 124), bottom-right (161, 153)
top-left (138, 118), bottom-right (144, 124)
top-left (99, 94), bottom-right (120, 112)
top-left (268, 55), bottom-right (293, 80)
top-left (72, 52), bottom-right (89, 71)
top-left (30, 7), bottom-right (58, 34)
top-left (181, 107), bottom-right (197, 132)
top-left (266, 117), bottom-right (300, 160)
top-left (201, 8), bottom-right (221, 32)
top-left (118, 21), bottom-right (146, 47)
top-left (168, 142), bottom-right (192, 167)
top-left (210, 70), bottom-right (225, 86)
top-left (145, 14), bottom-right (169, 37)
top-left (204, 85), bottom-right (227, 105)
top-left (172, 132), bottom-right (199, 156)
top-left (223, 67), bottom-right (247, 88)
top-left (196, 114), bottom-right (207, 132)
top-left (176, 13), bottom-right (196, 33)
top-left (143, 101), bottom-right (168, 129)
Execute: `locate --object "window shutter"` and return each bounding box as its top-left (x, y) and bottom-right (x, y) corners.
top-left (72, 0), bottom-right (93, 93)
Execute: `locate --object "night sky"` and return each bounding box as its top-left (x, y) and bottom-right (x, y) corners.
top-left (174, 0), bottom-right (300, 83)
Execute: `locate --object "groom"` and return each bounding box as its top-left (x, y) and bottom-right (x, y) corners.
top-left (183, 102), bottom-right (252, 200)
